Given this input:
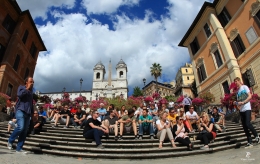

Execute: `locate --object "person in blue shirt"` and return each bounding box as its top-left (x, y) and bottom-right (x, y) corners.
top-left (38, 106), bottom-right (47, 124)
top-left (7, 77), bottom-right (34, 153)
top-left (139, 108), bottom-right (154, 139)
top-left (97, 103), bottom-right (107, 121)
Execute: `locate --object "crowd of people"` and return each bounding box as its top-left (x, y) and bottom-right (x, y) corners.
top-left (5, 76), bottom-right (259, 153)
top-left (29, 100), bottom-right (230, 150)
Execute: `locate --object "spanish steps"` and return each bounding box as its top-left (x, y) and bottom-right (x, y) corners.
top-left (0, 120), bottom-right (259, 159)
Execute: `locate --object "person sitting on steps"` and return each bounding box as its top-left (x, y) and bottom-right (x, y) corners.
top-left (156, 111), bottom-right (177, 149)
top-left (116, 108), bottom-right (138, 140)
top-left (138, 108), bottom-right (154, 140)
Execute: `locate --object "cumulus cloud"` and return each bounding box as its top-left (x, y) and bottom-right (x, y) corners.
top-left (16, 0), bottom-right (75, 19)
top-left (81, 0), bottom-right (140, 14)
top-left (15, 0), bottom-right (211, 94)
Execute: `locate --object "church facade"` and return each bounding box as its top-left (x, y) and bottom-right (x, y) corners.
top-left (38, 59), bottom-right (128, 102)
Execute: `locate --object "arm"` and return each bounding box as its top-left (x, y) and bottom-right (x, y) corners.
top-left (79, 114), bottom-right (86, 121)
top-left (201, 123), bottom-right (213, 132)
top-left (34, 123), bottom-right (41, 128)
top-left (17, 86), bottom-right (30, 98)
top-left (89, 122), bottom-right (105, 131)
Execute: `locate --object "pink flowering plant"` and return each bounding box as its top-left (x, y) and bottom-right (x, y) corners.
top-left (144, 96), bottom-right (154, 104)
top-left (89, 98), bottom-right (108, 110)
top-left (176, 95), bottom-right (184, 103)
top-left (152, 92), bottom-right (160, 99)
top-left (192, 98), bottom-right (206, 106)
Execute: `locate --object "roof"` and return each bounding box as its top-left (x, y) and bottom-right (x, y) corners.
top-left (142, 80), bottom-right (173, 90)
top-left (178, 0), bottom-right (219, 47)
top-left (116, 59), bottom-right (127, 68)
top-left (9, 0), bottom-right (47, 51)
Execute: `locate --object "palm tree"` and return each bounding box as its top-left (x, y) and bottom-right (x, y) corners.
top-left (150, 63), bottom-right (162, 93)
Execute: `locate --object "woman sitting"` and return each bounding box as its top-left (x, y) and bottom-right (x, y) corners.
top-left (156, 111), bottom-right (176, 148)
top-left (172, 116), bottom-right (193, 150)
top-left (196, 112), bottom-right (217, 150)
top-left (178, 108), bottom-right (192, 132)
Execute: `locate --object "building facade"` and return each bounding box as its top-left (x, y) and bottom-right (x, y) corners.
top-left (179, 0), bottom-right (260, 104)
top-left (142, 81), bottom-right (175, 97)
top-left (174, 63), bottom-right (195, 98)
top-left (0, 0), bottom-right (46, 100)
top-left (39, 59), bottom-right (128, 101)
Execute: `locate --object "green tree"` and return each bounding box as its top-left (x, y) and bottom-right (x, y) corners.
top-left (150, 63), bottom-right (162, 92)
top-left (132, 86), bottom-right (143, 97)
top-left (164, 95), bottom-right (177, 102)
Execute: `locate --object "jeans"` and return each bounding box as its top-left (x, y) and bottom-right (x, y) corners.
top-left (240, 110), bottom-right (258, 143)
top-left (8, 110), bottom-right (30, 151)
top-left (83, 129), bottom-right (104, 146)
top-left (139, 123), bottom-right (154, 136)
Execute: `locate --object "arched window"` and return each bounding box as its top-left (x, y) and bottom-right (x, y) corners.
top-left (119, 71), bottom-right (123, 78)
top-left (24, 68), bottom-right (29, 79)
top-left (96, 72), bottom-right (100, 79)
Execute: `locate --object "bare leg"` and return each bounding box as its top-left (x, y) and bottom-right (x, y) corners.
top-left (132, 121), bottom-right (137, 136)
top-left (114, 121), bottom-right (118, 136)
top-left (66, 116), bottom-right (70, 126)
top-left (119, 122), bottom-right (124, 136)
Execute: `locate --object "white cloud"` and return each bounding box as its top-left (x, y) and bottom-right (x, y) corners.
top-left (16, 0), bottom-right (211, 94)
top-left (16, 0), bottom-right (75, 19)
top-left (81, 0), bottom-right (140, 14)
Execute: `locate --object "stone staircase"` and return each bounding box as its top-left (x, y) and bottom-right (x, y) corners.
top-left (0, 121), bottom-right (259, 159)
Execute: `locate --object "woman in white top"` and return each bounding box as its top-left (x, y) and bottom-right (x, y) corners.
top-left (172, 116), bottom-right (193, 151)
top-left (156, 111), bottom-right (176, 148)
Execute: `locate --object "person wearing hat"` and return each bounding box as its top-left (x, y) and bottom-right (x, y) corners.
top-left (97, 103), bottom-right (107, 121)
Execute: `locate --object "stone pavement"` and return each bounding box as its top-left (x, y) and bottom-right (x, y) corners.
top-left (0, 144), bottom-right (259, 164)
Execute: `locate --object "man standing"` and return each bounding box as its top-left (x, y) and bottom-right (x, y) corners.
top-left (83, 111), bottom-right (109, 149)
top-left (183, 94), bottom-right (192, 113)
top-left (7, 77), bottom-right (34, 153)
top-left (233, 77), bottom-right (259, 148)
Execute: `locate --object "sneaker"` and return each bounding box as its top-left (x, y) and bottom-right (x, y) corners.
top-left (134, 136), bottom-right (138, 140)
top-left (254, 136), bottom-right (260, 144)
top-left (51, 119), bottom-right (55, 122)
top-left (97, 144), bottom-right (104, 149)
top-left (52, 125), bottom-right (58, 128)
top-left (118, 136), bottom-right (123, 140)
top-left (200, 146), bottom-right (209, 150)
top-left (16, 150), bottom-right (28, 154)
top-left (114, 136), bottom-right (119, 141)
top-left (73, 126), bottom-right (78, 129)
top-left (63, 126), bottom-right (68, 129)
top-left (150, 136), bottom-right (154, 139)
top-left (7, 142), bottom-right (13, 150)
top-left (245, 143), bottom-right (253, 149)
top-left (139, 136), bottom-right (143, 140)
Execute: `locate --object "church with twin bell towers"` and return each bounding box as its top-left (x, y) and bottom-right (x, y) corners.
top-left (92, 59), bottom-right (128, 99)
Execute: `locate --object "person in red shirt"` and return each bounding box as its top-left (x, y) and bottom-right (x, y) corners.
top-left (70, 104), bottom-right (77, 117)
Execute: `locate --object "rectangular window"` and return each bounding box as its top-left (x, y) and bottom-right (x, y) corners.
top-left (6, 83), bottom-right (13, 97)
top-left (231, 35), bottom-right (245, 58)
top-left (0, 44), bottom-right (6, 63)
top-left (24, 68), bottom-right (29, 79)
top-left (29, 42), bottom-right (37, 58)
top-left (253, 10), bottom-right (260, 28)
top-left (185, 69), bottom-right (188, 73)
top-left (22, 30), bottom-right (29, 44)
top-left (203, 23), bottom-right (212, 38)
top-left (242, 69), bottom-right (256, 87)
top-left (222, 81), bottom-right (230, 94)
top-left (187, 76), bottom-right (190, 80)
top-left (213, 50), bottom-right (223, 68)
top-left (197, 64), bottom-right (207, 83)
top-left (217, 7), bottom-right (231, 27)
top-left (190, 37), bottom-right (200, 55)
top-left (13, 54), bottom-right (20, 71)
top-left (2, 14), bottom-right (16, 34)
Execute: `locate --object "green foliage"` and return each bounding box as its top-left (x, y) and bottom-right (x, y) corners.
top-left (191, 80), bottom-right (198, 97)
top-left (199, 91), bottom-right (215, 104)
top-left (164, 95), bottom-right (177, 102)
top-left (132, 86), bottom-right (143, 97)
top-left (150, 63), bottom-right (162, 81)
top-left (0, 97), bottom-right (6, 106)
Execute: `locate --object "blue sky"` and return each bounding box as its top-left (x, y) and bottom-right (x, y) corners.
top-left (16, 0), bottom-right (212, 96)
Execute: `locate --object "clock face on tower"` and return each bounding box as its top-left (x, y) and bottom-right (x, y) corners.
top-left (95, 83), bottom-right (100, 87)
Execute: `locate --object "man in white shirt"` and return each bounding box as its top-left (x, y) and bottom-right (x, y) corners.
top-left (233, 77), bottom-right (259, 148)
top-left (186, 105), bottom-right (199, 131)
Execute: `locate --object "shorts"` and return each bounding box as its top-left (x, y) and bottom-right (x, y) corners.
top-left (8, 121), bottom-right (17, 129)
top-left (60, 117), bottom-right (68, 125)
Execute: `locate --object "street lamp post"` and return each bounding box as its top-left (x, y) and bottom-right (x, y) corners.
top-left (143, 78), bottom-right (146, 86)
top-left (62, 87), bottom-right (66, 99)
top-left (80, 78), bottom-right (83, 96)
